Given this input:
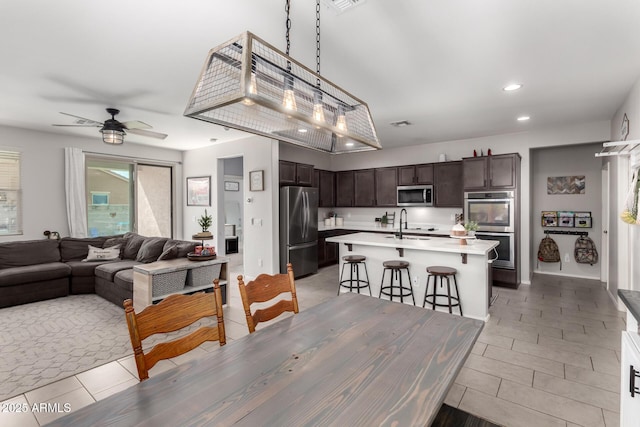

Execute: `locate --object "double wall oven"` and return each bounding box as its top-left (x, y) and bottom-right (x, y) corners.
top-left (464, 191), bottom-right (515, 269)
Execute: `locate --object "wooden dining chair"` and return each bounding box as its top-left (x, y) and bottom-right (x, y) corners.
top-left (238, 263), bottom-right (299, 333)
top-left (123, 279), bottom-right (226, 381)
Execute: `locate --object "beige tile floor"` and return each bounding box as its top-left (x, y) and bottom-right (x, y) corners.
top-left (0, 260), bottom-right (623, 427)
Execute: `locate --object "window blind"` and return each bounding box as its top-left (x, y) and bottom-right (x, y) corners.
top-left (0, 150), bottom-right (22, 235)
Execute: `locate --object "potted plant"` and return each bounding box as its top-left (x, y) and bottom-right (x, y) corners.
top-left (464, 220), bottom-right (479, 237)
top-left (196, 209), bottom-right (213, 238)
top-left (381, 214), bottom-right (389, 228)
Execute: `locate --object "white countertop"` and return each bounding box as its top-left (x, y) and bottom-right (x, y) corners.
top-left (326, 232), bottom-right (499, 255)
top-left (318, 223), bottom-right (452, 236)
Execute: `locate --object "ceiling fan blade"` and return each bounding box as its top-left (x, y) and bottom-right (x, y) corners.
top-left (52, 124), bottom-right (101, 127)
top-left (59, 112), bottom-right (103, 126)
top-left (122, 120), bottom-right (152, 130)
top-left (127, 128), bottom-right (168, 140)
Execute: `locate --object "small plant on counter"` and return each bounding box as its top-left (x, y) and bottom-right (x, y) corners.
top-left (464, 221), bottom-right (478, 231)
top-left (381, 214), bottom-right (388, 227)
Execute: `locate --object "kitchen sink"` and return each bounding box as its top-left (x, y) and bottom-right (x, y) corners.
top-left (384, 235), bottom-right (430, 241)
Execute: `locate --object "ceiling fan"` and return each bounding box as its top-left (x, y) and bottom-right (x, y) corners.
top-left (53, 108), bottom-right (168, 145)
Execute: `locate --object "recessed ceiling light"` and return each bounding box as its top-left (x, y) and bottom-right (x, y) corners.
top-left (503, 84), bottom-right (523, 91)
top-left (390, 120), bottom-right (412, 127)
top-left (209, 138), bottom-right (218, 142)
top-left (298, 128), bottom-right (308, 133)
top-left (345, 142), bottom-right (354, 147)
top-left (517, 116), bottom-right (530, 121)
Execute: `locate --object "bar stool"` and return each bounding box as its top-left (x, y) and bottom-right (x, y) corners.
top-left (423, 266), bottom-right (462, 316)
top-left (338, 255), bottom-right (371, 296)
top-left (378, 260), bottom-right (414, 305)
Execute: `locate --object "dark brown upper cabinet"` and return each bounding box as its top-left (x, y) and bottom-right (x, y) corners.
top-left (398, 164), bottom-right (434, 186)
top-left (462, 153), bottom-right (520, 191)
top-left (434, 161), bottom-right (463, 207)
top-left (314, 169), bottom-right (335, 208)
top-left (374, 167), bottom-right (398, 207)
top-left (279, 160), bottom-right (314, 187)
top-left (354, 169), bottom-right (376, 207)
top-left (335, 170), bottom-right (355, 207)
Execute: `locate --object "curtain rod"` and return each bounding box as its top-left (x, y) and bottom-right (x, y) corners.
top-left (82, 150), bottom-right (182, 166)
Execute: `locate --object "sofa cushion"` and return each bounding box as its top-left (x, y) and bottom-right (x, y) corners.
top-left (164, 239), bottom-right (197, 258)
top-left (157, 244), bottom-right (178, 261)
top-left (84, 245), bottom-right (121, 262)
top-left (114, 269), bottom-right (134, 291)
top-left (0, 262), bottom-right (71, 287)
top-left (60, 237), bottom-right (107, 262)
top-left (66, 260), bottom-right (119, 277)
top-left (136, 237), bottom-right (168, 263)
top-left (95, 260), bottom-right (141, 281)
top-left (103, 237), bottom-right (126, 248)
top-left (0, 240), bottom-right (61, 269)
top-left (122, 233), bottom-right (146, 260)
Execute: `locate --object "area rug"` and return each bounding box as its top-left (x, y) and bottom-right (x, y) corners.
top-left (0, 295), bottom-right (135, 401)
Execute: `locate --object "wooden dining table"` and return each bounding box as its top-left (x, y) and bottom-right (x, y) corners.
top-left (46, 293), bottom-right (483, 427)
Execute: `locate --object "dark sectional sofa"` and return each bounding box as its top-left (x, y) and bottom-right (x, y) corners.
top-left (0, 233), bottom-right (196, 309)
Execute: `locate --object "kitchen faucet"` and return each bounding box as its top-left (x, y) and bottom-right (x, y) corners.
top-left (399, 208), bottom-right (408, 239)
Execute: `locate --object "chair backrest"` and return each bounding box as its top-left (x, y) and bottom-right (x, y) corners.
top-left (123, 280), bottom-right (226, 381)
top-left (237, 263), bottom-right (299, 333)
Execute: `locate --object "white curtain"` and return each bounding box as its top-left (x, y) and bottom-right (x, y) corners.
top-left (65, 147), bottom-right (88, 237)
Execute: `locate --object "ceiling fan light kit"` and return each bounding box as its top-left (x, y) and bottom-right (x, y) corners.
top-left (184, 30), bottom-right (380, 154)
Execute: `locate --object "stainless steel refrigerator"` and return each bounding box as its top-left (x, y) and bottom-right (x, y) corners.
top-left (280, 186), bottom-right (318, 278)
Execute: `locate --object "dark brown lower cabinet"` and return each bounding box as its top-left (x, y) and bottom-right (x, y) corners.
top-left (318, 230), bottom-right (357, 267)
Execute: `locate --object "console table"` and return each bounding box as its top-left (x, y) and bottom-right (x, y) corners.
top-left (132, 257), bottom-right (228, 310)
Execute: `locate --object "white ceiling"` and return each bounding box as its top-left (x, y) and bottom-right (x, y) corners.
top-left (1, 0), bottom-right (639, 151)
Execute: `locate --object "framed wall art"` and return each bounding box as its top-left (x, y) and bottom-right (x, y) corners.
top-left (224, 181), bottom-right (239, 192)
top-left (250, 170), bottom-right (264, 191)
top-left (186, 176), bottom-right (211, 206)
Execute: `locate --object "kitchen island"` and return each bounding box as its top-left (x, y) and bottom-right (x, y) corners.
top-left (326, 232), bottom-right (499, 321)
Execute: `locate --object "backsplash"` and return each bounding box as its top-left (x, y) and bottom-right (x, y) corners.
top-left (318, 207), bottom-right (462, 229)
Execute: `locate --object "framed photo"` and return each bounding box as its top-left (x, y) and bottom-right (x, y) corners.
top-left (250, 170), bottom-right (264, 191)
top-left (224, 181), bottom-right (239, 192)
top-left (186, 176), bottom-right (211, 206)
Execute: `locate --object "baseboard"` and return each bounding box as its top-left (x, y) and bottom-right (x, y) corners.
top-left (533, 270), bottom-right (601, 281)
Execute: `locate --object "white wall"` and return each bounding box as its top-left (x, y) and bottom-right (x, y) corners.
top-left (182, 136), bottom-right (279, 279)
top-left (531, 143), bottom-right (602, 279)
top-left (609, 74), bottom-right (640, 299)
top-left (0, 125), bottom-right (182, 242)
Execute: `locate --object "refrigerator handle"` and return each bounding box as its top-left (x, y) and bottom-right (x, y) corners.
top-left (303, 191), bottom-right (309, 239)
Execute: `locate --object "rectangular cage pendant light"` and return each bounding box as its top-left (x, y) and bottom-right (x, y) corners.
top-left (184, 32), bottom-right (381, 154)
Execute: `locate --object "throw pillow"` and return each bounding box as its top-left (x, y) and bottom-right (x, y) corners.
top-left (157, 244), bottom-right (178, 261)
top-left (83, 245), bottom-right (121, 262)
top-left (122, 233), bottom-right (146, 260)
top-left (136, 237), bottom-right (169, 263)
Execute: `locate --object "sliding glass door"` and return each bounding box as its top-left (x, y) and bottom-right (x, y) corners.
top-left (86, 158), bottom-right (173, 237)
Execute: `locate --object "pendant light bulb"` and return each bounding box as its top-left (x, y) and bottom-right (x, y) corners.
top-left (282, 74), bottom-right (297, 111)
top-left (312, 90), bottom-right (325, 123)
top-left (336, 104), bottom-right (347, 134)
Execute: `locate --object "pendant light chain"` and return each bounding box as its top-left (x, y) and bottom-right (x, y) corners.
top-left (316, 0), bottom-right (321, 87)
top-left (285, 0), bottom-right (291, 57)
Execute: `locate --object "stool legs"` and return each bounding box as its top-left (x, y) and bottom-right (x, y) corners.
top-left (379, 267), bottom-right (414, 305)
top-left (338, 261), bottom-right (371, 296)
top-left (423, 272), bottom-right (462, 316)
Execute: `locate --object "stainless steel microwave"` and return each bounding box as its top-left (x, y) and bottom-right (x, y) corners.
top-left (397, 185), bottom-right (433, 207)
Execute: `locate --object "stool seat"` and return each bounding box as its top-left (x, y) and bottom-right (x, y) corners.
top-left (426, 266), bottom-right (457, 275)
top-left (338, 255), bottom-right (371, 296)
top-left (383, 260), bottom-right (410, 269)
top-left (379, 260), bottom-right (414, 305)
top-left (423, 265), bottom-right (462, 316)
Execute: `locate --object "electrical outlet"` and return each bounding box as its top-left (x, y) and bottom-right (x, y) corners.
top-left (258, 258), bottom-right (263, 267)
top-left (413, 276), bottom-right (418, 284)
top-left (564, 253), bottom-right (570, 263)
